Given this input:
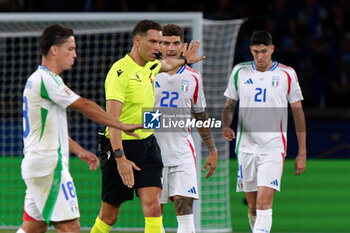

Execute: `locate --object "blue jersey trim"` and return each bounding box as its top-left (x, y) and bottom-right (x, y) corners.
top-left (39, 65), bottom-right (49, 71)
top-left (251, 61), bottom-right (256, 71)
top-left (251, 61), bottom-right (278, 71)
top-left (268, 61), bottom-right (278, 71)
top-left (176, 65), bottom-right (186, 74)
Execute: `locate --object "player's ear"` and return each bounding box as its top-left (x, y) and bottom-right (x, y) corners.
top-left (50, 45), bottom-right (58, 56)
top-left (134, 35), bottom-right (141, 47)
top-left (270, 45), bottom-right (275, 53)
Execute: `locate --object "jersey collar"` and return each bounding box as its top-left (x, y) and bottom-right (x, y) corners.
top-left (251, 61), bottom-right (278, 71)
top-left (39, 65), bottom-right (49, 71)
top-left (38, 65), bottom-right (60, 77)
top-left (176, 65), bottom-right (186, 74)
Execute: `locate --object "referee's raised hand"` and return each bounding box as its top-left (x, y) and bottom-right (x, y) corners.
top-left (183, 40), bottom-right (206, 64)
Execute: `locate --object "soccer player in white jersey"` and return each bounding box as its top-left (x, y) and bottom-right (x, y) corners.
top-left (17, 24), bottom-right (141, 233)
top-left (154, 24), bottom-right (218, 233)
top-left (222, 30), bottom-right (307, 233)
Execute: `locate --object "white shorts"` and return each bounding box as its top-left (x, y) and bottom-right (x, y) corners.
top-left (236, 152), bottom-right (284, 192)
top-left (160, 162), bottom-right (199, 204)
top-left (23, 169), bottom-right (80, 223)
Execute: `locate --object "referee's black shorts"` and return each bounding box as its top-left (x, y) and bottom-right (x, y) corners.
top-left (99, 134), bottom-right (163, 205)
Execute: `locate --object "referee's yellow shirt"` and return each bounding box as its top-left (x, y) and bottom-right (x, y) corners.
top-left (105, 54), bottom-right (161, 140)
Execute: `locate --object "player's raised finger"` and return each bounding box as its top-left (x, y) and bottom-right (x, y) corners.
top-left (193, 40), bottom-right (200, 50)
top-left (183, 43), bottom-right (188, 53)
top-left (188, 40), bottom-right (194, 50)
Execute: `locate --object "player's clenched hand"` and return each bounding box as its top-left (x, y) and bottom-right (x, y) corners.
top-left (120, 123), bottom-right (143, 138)
top-left (77, 150), bottom-right (99, 170)
top-left (222, 127), bottom-right (235, 141)
top-left (203, 150), bottom-right (218, 178)
top-left (294, 151), bottom-right (306, 175)
top-left (183, 40), bottom-right (206, 64)
top-left (116, 156), bottom-right (141, 188)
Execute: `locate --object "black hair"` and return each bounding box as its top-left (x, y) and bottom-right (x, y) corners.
top-left (250, 30), bottom-right (273, 46)
top-left (132, 20), bottom-right (162, 38)
top-left (39, 24), bottom-right (74, 56)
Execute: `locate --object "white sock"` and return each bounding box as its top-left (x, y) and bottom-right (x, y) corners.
top-left (253, 209), bottom-right (272, 233)
top-left (248, 211), bottom-right (256, 231)
top-left (162, 224), bottom-right (166, 233)
top-left (16, 228), bottom-right (26, 233)
top-left (176, 214), bottom-right (196, 233)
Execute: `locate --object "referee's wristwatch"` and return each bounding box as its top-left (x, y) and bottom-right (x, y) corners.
top-left (179, 52), bottom-right (187, 65)
top-left (113, 149), bottom-right (125, 158)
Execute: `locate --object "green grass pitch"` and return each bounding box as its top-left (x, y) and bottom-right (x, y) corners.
top-left (1, 157), bottom-right (349, 232)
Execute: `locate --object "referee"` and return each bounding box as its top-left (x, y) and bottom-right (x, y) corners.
top-left (91, 20), bottom-right (205, 233)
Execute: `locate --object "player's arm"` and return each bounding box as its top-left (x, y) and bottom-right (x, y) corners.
top-left (193, 111), bottom-right (218, 178)
top-left (222, 97), bottom-right (238, 141)
top-left (68, 136), bottom-right (99, 170)
top-left (107, 100), bottom-right (140, 188)
top-left (160, 40), bottom-right (206, 72)
top-left (69, 97), bottom-right (142, 136)
top-left (290, 101), bottom-right (306, 175)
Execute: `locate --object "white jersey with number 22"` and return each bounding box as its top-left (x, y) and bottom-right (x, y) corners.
top-left (154, 65), bottom-right (206, 166)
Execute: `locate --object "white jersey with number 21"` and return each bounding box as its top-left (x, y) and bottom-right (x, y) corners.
top-left (224, 61), bottom-right (303, 155)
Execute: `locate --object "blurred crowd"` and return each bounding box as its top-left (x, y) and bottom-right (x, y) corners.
top-left (1, 0), bottom-right (349, 108)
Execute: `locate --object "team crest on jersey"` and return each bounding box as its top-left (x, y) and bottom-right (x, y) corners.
top-left (70, 200), bottom-right (78, 213)
top-left (181, 79), bottom-right (189, 93)
top-left (64, 87), bottom-right (73, 96)
top-left (272, 76), bottom-right (279, 87)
